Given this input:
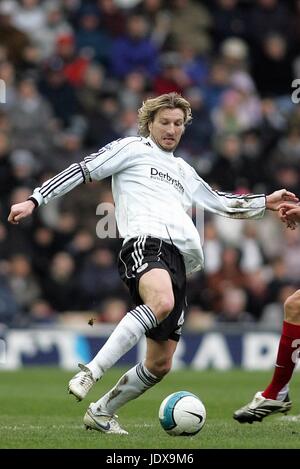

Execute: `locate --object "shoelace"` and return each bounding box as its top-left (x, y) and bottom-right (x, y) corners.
top-left (79, 373), bottom-right (93, 390)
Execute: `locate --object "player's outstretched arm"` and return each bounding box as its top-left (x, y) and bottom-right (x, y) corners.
top-left (7, 137), bottom-right (137, 225)
top-left (8, 199), bottom-right (36, 224)
top-left (265, 189), bottom-right (299, 211)
top-left (185, 159), bottom-right (298, 220)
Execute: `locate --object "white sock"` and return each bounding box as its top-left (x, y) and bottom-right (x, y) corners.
top-left (90, 362), bottom-right (161, 415)
top-left (86, 305), bottom-right (158, 380)
top-left (276, 384), bottom-right (289, 401)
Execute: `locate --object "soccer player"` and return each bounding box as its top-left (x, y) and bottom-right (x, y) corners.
top-left (234, 202), bottom-right (300, 424)
top-left (8, 93), bottom-right (298, 434)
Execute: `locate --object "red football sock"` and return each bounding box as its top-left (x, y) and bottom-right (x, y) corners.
top-left (263, 321), bottom-right (300, 400)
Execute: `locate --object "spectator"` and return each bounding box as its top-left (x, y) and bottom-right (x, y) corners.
top-left (211, 0), bottom-right (249, 47)
top-left (207, 246), bottom-right (247, 312)
top-left (34, 1), bottom-right (73, 60)
top-left (79, 248), bottom-right (124, 309)
top-left (12, 0), bottom-right (46, 40)
top-left (245, 268), bottom-right (270, 320)
top-left (97, 0), bottom-right (127, 38)
top-left (168, 0), bottom-right (213, 54)
top-left (39, 57), bottom-right (79, 127)
top-left (31, 226), bottom-right (57, 276)
top-left (153, 52), bottom-right (191, 96)
top-left (30, 299), bottom-right (56, 324)
top-left (67, 229), bottom-right (95, 269)
top-left (219, 37), bottom-right (249, 74)
top-left (42, 251), bottom-right (79, 312)
top-left (209, 134), bottom-right (246, 191)
top-left (217, 286), bottom-right (253, 323)
top-left (75, 5), bottom-right (112, 66)
top-left (9, 149), bottom-right (38, 189)
top-left (54, 33), bottom-right (91, 87)
top-left (252, 33), bottom-right (294, 97)
top-left (134, 0), bottom-right (171, 48)
top-left (179, 87), bottom-right (213, 162)
top-left (118, 71), bottom-right (148, 110)
top-left (240, 222), bottom-right (264, 273)
top-left (249, 0), bottom-right (292, 46)
top-left (282, 229), bottom-right (300, 281)
top-left (230, 71), bottom-right (262, 129)
top-left (9, 77), bottom-right (55, 158)
top-left (110, 14), bottom-right (159, 79)
top-left (203, 60), bottom-right (230, 111)
top-left (0, 1), bottom-right (30, 64)
top-left (8, 254), bottom-right (41, 311)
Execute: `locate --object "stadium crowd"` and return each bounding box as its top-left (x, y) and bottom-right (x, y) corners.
top-left (0, 0), bottom-right (300, 329)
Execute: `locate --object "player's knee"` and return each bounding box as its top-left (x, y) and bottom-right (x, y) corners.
top-left (284, 290), bottom-right (300, 322)
top-left (153, 295), bottom-right (175, 322)
top-left (146, 358), bottom-right (172, 378)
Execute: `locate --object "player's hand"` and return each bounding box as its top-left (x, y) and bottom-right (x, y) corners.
top-left (278, 202), bottom-right (300, 230)
top-left (265, 189), bottom-right (299, 211)
top-left (8, 200), bottom-right (36, 224)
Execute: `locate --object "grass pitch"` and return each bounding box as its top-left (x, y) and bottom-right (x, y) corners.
top-left (0, 367), bottom-right (300, 449)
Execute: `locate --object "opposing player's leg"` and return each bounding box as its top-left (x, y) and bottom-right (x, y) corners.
top-left (68, 268), bottom-right (174, 401)
top-left (84, 338), bottom-right (177, 434)
top-left (234, 290), bottom-right (300, 423)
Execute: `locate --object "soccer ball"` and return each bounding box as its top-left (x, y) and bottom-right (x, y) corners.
top-left (159, 391), bottom-right (206, 436)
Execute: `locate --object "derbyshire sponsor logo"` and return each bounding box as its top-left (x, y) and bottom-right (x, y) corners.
top-left (150, 167), bottom-right (184, 194)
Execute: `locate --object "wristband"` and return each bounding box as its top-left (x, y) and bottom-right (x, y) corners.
top-left (27, 197), bottom-right (39, 209)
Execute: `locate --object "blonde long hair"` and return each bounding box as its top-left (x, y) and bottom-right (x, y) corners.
top-left (138, 92), bottom-right (192, 137)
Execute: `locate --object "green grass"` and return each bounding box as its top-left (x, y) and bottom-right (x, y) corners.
top-left (0, 367), bottom-right (300, 449)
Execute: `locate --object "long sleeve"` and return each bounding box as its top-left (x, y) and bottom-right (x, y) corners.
top-left (30, 137), bottom-right (140, 206)
top-left (188, 165), bottom-right (266, 219)
top-left (31, 163), bottom-right (84, 206)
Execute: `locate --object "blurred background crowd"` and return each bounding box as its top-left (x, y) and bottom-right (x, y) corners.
top-left (0, 0), bottom-right (300, 330)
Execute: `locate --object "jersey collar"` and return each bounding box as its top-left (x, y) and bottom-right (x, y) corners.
top-left (147, 137), bottom-right (175, 157)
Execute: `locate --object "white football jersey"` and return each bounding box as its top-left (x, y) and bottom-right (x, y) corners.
top-left (31, 136), bottom-right (266, 274)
